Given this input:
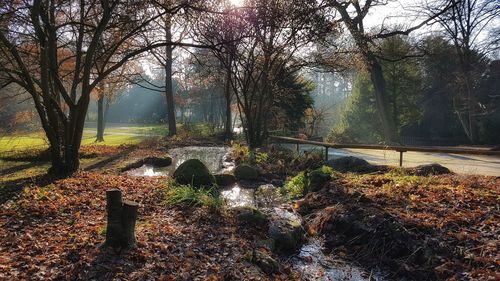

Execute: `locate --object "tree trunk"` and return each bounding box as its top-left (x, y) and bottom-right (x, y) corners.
top-left (368, 56), bottom-right (399, 144)
top-left (224, 68), bottom-right (233, 139)
top-left (96, 95), bottom-right (105, 142)
top-left (104, 189), bottom-right (138, 250)
top-left (465, 71), bottom-right (478, 143)
top-left (44, 103), bottom-right (88, 176)
top-left (165, 15), bottom-right (176, 136)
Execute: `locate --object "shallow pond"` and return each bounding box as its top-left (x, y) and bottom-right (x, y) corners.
top-left (125, 146), bottom-right (233, 177)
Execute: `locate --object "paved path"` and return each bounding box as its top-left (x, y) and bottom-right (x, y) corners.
top-left (287, 144), bottom-right (500, 177)
top-left (83, 129), bottom-right (162, 137)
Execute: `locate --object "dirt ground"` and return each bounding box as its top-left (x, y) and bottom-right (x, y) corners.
top-left (296, 172), bottom-right (500, 280)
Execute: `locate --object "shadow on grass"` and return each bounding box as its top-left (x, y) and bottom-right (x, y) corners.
top-left (0, 149), bottom-right (50, 162)
top-left (0, 161), bottom-right (44, 175)
top-left (83, 147), bottom-right (136, 171)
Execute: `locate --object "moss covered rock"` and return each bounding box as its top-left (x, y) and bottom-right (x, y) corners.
top-left (308, 169), bottom-right (332, 192)
top-left (234, 206), bottom-right (268, 227)
top-left (234, 164), bottom-right (259, 180)
top-left (214, 173), bottom-right (237, 186)
top-left (172, 159), bottom-right (215, 187)
top-left (252, 250), bottom-right (279, 275)
top-left (267, 209), bottom-right (304, 253)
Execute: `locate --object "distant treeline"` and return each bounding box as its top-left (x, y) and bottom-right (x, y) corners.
top-left (328, 36), bottom-right (500, 145)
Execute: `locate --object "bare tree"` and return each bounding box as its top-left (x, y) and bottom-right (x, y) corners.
top-left (0, 0), bottom-right (208, 175)
top-left (197, 0), bottom-right (331, 148)
top-left (192, 0), bottom-right (243, 139)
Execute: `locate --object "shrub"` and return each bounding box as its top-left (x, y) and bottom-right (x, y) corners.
top-left (231, 143), bottom-right (250, 163)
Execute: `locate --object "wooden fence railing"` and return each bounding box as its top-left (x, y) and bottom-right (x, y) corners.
top-left (269, 136), bottom-right (500, 167)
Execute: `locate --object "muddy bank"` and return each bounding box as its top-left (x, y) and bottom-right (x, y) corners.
top-left (295, 174), bottom-right (500, 280)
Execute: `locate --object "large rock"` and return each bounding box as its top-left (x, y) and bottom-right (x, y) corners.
top-left (234, 206), bottom-right (268, 227)
top-left (252, 250), bottom-right (279, 275)
top-left (143, 156), bottom-right (172, 167)
top-left (267, 209), bottom-right (304, 253)
top-left (234, 164), bottom-right (259, 180)
top-left (172, 159), bottom-right (215, 187)
top-left (326, 156), bottom-right (375, 173)
top-left (413, 164), bottom-right (451, 176)
top-left (120, 155), bottom-right (172, 171)
top-left (214, 173), bottom-right (237, 186)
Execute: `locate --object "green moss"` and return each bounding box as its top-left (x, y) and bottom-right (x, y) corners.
top-left (281, 171), bottom-right (308, 199)
top-left (281, 165), bottom-right (337, 199)
top-left (386, 169), bottom-right (424, 185)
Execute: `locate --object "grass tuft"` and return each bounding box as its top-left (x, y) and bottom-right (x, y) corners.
top-left (163, 179), bottom-right (223, 211)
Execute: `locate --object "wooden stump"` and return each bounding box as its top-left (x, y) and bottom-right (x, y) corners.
top-left (104, 189), bottom-right (139, 249)
top-left (122, 200), bottom-right (139, 247)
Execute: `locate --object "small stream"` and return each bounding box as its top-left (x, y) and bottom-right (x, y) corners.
top-left (126, 146), bottom-right (383, 280)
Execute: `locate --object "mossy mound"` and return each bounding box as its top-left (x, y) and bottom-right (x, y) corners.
top-left (413, 163), bottom-right (451, 176)
top-left (234, 206), bottom-right (268, 227)
top-left (172, 159), bottom-right (215, 187)
top-left (326, 156), bottom-right (377, 173)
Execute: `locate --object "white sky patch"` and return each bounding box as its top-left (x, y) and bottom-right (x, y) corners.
top-left (229, 0), bottom-right (245, 7)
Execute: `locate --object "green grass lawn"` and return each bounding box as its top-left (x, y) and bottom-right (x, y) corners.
top-left (0, 122), bottom-right (222, 186)
top-left (0, 128), bottom-right (159, 186)
top-left (83, 123), bottom-right (168, 135)
top-left (0, 130), bottom-right (149, 157)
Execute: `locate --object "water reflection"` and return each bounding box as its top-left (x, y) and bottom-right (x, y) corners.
top-left (221, 184), bottom-right (255, 208)
top-left (125, 164), bottom-right (167, 177)
top-left (293, 238), bottom-right (383, 281)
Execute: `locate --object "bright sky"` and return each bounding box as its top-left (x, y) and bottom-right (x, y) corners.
top-left (365, 0), bottom-right (429, 31)
top-left (229, 0), bottom-right (245, 6)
